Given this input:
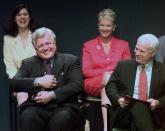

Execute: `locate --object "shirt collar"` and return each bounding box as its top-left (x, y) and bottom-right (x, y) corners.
top-left (44, 58), bottom-right (54, 65)
top-left (137, 60), bottom-right (153, 71)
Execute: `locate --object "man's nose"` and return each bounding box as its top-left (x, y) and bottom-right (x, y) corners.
top-left (43, 45), bottom-right (48, 51)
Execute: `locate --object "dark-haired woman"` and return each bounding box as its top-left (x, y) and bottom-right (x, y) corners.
top-left (3, 4), bottom-right (38, 105)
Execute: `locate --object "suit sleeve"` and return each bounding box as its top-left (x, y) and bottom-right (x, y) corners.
top-left (82, 44), bottom-right (104, 96)
top-left (158, 63), bottom-right (165, 107)
top-left (105, 62), bottom-right (122, 106)
top-left (3, 36), bottom-right (18, 78)
top-left (11, 60), bottom-right (35, 92)
top-left (159, 95), bottom-right (165, 108)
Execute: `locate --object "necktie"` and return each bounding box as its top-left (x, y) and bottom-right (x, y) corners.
top-left (138, 65), bottom-right (147, 101)
top-left (45, 60), bottom-right (52, 74)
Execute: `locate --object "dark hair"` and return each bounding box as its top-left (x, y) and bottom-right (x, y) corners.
top-left (4, 4), bottom-right (38, 37)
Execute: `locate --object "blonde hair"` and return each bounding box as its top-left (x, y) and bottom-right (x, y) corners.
top-left (97, 9), bottom-right (116, 23)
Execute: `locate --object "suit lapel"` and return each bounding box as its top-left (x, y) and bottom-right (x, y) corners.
top-left (128, 60), bottom-right (137, 96)
top-left (149, 61), bottom-right (161, 97)
top-left (35, 57), bottom-right (46, 76)
top-left (52, 53), bottom-right (63, 76)
top-left (13, 35), bottom-right (23, 56)
top-left (33, 53), bottom-right (63, 77)
top-left (13, 31), bottom-right (35, 59)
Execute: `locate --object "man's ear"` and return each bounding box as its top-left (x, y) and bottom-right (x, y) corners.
top-left (152, 52), bottom-right (156, 57)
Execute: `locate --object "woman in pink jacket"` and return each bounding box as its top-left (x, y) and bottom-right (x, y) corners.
top-left (82, 9), bottom-right (131, 131)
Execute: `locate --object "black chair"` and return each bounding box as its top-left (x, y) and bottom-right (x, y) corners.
top-left (84, 96), bottom-right (104, 131)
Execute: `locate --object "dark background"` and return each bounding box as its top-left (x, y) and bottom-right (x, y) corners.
top-left (1, 0), bottom-right (165, 131)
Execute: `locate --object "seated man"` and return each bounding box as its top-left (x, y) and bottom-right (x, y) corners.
top-left (106, 34), bottom-right (165, 131)
top-left (10, 27), bottom-right (84, 131)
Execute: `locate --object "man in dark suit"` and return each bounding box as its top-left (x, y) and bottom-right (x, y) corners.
top-left (10, 27), bottom-right (84, 131)
top-left (106, 34), bottom-right (165, 131)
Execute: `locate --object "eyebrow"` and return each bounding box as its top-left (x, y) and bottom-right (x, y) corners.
top-left (135, 46), bottom-right (145, 52)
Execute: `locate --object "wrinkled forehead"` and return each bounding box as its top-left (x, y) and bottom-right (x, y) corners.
top-left (136, 40), bottom-right (149, 47)
top-left (136, 42), bottom-right (153, 52)
top-left (43, 31), bottom-right (52, 40)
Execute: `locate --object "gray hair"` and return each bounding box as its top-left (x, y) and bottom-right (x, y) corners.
top-left (32, 27), bottom-right (56, 48)
top-left (137, 34), bottom-right (159, 52)
top-left (97, 9), bottom-right (116, 23)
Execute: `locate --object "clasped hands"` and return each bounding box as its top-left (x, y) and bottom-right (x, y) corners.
top-left (33, 74), bottom-right (57, 104)
top-left (36, 74), bottom-right (58, 88)
top-left (118, 97), bottom-right (160, 110)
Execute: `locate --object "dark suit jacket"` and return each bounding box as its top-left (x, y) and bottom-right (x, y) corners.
top-left (105, 59), bottom-right (165, 127)
top-left (10, 52), bottom-right (83, 110)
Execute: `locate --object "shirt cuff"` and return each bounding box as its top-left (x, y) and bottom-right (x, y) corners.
top-left (34, 78), bottom-right (41, 87)
top-left (50, 91), bottom-right (56, 100)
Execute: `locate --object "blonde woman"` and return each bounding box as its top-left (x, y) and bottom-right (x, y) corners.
top-left (82, 9), bottom-right (131, 131)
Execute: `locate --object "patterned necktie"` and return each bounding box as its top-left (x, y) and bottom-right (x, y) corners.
top-left (138, 65), bottom-right (147, 101)
top-left (45, 60), bottom-right (52, 74)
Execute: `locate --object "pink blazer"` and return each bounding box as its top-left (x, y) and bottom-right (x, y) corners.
top-left (82, 36), bottom-right (131, 96)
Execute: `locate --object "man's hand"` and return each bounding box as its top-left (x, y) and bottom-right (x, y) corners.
top-left (34, 91), bottom-right (55, 104)
top-left (147, 98), bottom-right (160, 110)
top-left (36, 75), bottom-right (58, 88)
top-left (118, 97), bottom-right (129, 108)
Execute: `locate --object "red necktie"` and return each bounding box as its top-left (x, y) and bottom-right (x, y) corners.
top-left (138, 65), bottom-right (147, 101)
top-left (45, 60), bottom-right (52, 74)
